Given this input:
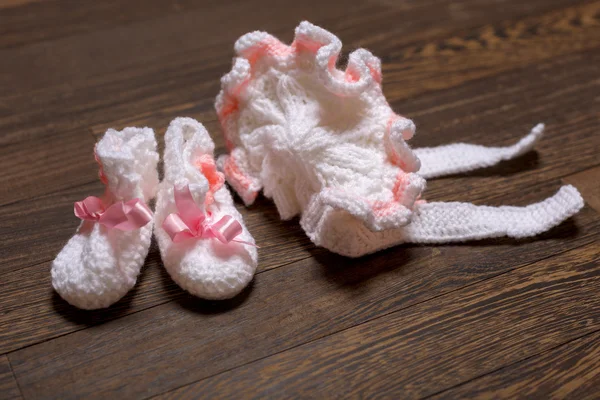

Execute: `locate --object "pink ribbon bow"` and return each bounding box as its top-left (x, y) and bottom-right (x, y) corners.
top-left (163, 185), bottom-right (256, 246)
top-left (74, 196), bottom-right (153, 231)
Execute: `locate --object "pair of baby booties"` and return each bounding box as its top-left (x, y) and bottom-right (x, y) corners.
top-left (52, 118), bottom-right (257, 309)
top-left (52, 21), bottom-right (584, 310)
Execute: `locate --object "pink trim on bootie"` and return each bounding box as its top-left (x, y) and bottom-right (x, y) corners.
top-left (196, 154), bottom-right (225, 207)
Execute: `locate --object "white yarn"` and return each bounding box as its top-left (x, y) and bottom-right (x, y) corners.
top-left (217, 22), bottom-right (425, 229)
top-left (51, 127), bottom-right (159, 309)
top-left (154, 117), bottom-right (258, 300)
top-left (215, 21), bottom-right (584, 257)
top-left (302, 185), bottom-right (583, 257)
top-left (415, 123), bottom-right (545, 179)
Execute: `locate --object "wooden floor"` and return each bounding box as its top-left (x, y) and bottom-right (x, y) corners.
top-left (1, 0), bottom-right (600, 398)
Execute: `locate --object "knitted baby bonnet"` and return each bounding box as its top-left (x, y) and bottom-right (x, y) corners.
top-left (215, 21), bottom-right (584, 257)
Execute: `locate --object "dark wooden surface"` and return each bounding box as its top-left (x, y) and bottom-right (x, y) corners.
top-left (1, 0), bottom-right (599, 398)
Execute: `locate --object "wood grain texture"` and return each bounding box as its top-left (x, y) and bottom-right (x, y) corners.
top-left (0, 182), bottom-right (100, 274)
top-left (4, 0), bottom-right (597, 145)
top-left (564, 166), bottom-right (600, 214)
top-left (1, 177), bottom-right (596, 355)
top-left (0, 0), bottom-right (583, 91)
top-left (2, 12), bottom-right (597, 355)
top-left (8, 192), bottom-right (600, 397)
top-left (0, 0), bottom-right (41, 10)
top-left (431, 331), bottom-right (600, 399)
top-left (0, 127), bottom-right (97, 206)
top-left (0, 356), bottom-right (21, 400)
top-left (1, 0), bottom-right (600, 398)
top-left (158, 244), bottom-right (600, 399)
top-left (2, 1), bottom-right (598, 206)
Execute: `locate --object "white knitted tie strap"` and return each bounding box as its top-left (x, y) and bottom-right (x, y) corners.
top-left (404, 123), bottom-right (584, 242)
top-left (415, 124), bottom-right (544, 179)
top-left (401, 185), bottom-right (583, 243)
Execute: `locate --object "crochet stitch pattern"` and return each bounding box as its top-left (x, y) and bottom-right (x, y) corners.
top-left (154, 118), bottom-right (258, 299)
top-left (51, 127), bottom-right (159, 309)
top-left (216, 21), bottom-right (584, 257)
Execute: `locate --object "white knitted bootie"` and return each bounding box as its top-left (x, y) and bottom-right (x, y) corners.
top-left (215, 21), bottom-right (584, 257)
top-left (154, 117), bottom-right (258, 300)
top-left (51, 127), bottom-right (159, 309)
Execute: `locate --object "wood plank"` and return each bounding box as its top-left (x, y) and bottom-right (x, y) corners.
top-left (0, 0), bottom-right (222, 49)
top-left (7, 182), bottom-right (599, 397)
top-left (0, 355), bottom-right (21, 400)
top-left (564, 166), bottom-right (600, 214)
top-left (382, 1), bottom-right (600, 100)
top-left (0, 182), bottom-right (101, 273)
top-left (431, 331), bottom-right (600, 399)
top-left (0, 0), bottom-right (372, 93)
top-left (0, 0), bottom-right (585, 92)
top-left (0, 127), bottom-right (97, 206)
top-left (0, 0), bottom-right (42, 10)
top-left (2, 1), bottom-right (598, 143)
top-left (157, 244), bottom-right (600, 399)
top-left (4, 0), bottom-right (432, 51)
